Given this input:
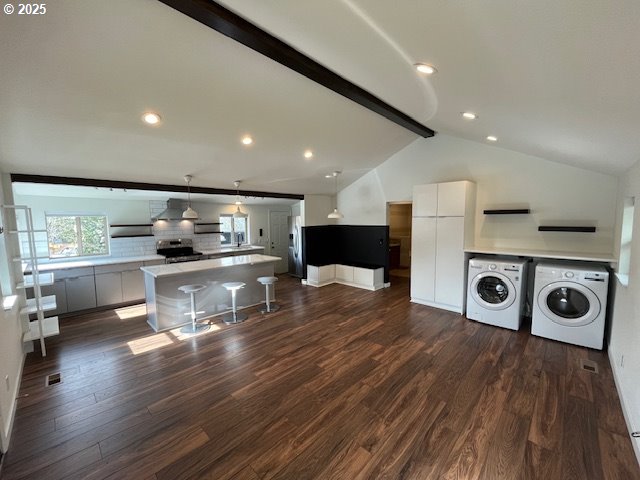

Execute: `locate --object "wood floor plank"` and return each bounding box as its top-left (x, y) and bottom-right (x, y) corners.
top-left (560, 395), bottom-right (605, 480)
top-left (478, 411), bottom-right (529, 480)
top-left (528, 370), bottom-right (566, 451)
top-left (4, 275), bottom-right (637, 479)
top-left (598, 428), bottom-right (640, 480)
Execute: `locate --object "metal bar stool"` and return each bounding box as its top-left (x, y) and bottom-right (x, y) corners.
top-left (178, 284), bottom-right (210, 334)
top-left (222, 282), bottom-right (247, 324)
top-left (257, 276), bottom-right (279, 313)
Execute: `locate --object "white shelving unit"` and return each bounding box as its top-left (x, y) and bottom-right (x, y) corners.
top-left (1, 205), bottom-right (59, 356)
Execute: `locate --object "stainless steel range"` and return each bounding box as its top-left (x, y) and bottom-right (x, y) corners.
top-left (156, 239), bottom-right (204, 264)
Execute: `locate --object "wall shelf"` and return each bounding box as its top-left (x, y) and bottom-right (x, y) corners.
top-left (110, 223), bottom-right (153, 238)
top-left (483, 209), bottom-right (530, 215)
top-left (538, 226), bottom-right (596, 233)
top-left (194, 222), bottom-right (222, 235)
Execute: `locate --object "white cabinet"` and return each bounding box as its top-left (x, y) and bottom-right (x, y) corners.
top-left (335, 264), bottom-right (354, 283)
top-left (122, 269), bottom-right (145, 302)
top-left (65, 275), bottom-right (97, 312)
top-left (411, 180), bottom-right (475, 313)
top-left (410, 217), bottom-right (437, 302)
top-left (412, 184), bottom-right (438, 217)
top-left (96, 272), bottom-right (123, 306)
top-left (436, 181), bottom-right (468, 217)
top-left (434, 217), bottom-right (465, 308)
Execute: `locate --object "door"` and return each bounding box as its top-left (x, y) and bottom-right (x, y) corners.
top-left (470, 271), bottom-right (516, 310)
top-left (410, 217), bottom-right (437, 301)
top-left (537, 281), bottom-right (600, 327)
top-left (437, 181), bottom-right (467, 216)
top-left (434, 216), bottom-right (465, 308)
top-left (269, 211), bottom-right (290, 274)
top-left (412, 184), bottom-right (438, 217)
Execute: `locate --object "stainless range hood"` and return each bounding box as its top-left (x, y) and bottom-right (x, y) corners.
top-left (152, 199), bottom-right (186, 221)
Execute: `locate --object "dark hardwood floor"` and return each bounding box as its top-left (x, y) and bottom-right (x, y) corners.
top-left (2, 275), bottom-right (638, 479)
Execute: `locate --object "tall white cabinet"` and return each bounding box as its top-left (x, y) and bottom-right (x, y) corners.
top-left (410, 181), bottom-right (475, 313)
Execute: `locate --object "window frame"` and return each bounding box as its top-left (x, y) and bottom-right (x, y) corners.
top-left (45, 213), bottom-right (110, 259)
top-left (219, 214), bottom-right (249, 246)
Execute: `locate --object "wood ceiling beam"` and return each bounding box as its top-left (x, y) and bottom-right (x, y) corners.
top-left (9, 174), bottom-right (305, 200)
top-left (157, 0), bottom-right (436, 138)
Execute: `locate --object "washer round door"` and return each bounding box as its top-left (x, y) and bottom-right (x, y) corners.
top-left (537, 281), bottom-right (600, 327)
top-left (470, 272), bottom-right (516, 311)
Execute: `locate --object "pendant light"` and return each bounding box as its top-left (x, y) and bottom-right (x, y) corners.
top-left (327, 171), bottom-right (344, 219)
top-left (182, 175), bottom-right (198, 219)
top-left (233, 180), bottom-right (248, 218)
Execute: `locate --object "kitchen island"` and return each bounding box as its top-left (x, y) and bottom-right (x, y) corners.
top-left (141, 254), bottom-right (280, 332)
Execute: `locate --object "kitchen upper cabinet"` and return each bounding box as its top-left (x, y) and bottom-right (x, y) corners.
top-left (412, 184), bottom-right (438, 217)
top-left (96, 272), bottom-right (123, 306)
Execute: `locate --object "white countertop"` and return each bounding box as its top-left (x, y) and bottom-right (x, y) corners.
top-left (31, 254), bottom-right (165, 272)
top-left (201, 245), bottom-right (265, 255)
top-left (465, 246), bottom-right (616, 263)
top-left (141, 254), bottom-right (281, 278)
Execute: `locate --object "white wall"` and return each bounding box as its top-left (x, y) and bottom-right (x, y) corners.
top-left (610, 160), bottom-right (640, 461)
top-left (338, 134), bottom-right (618, 255)
top-left (0, 173), bottom-right (26, 452)
top-left (302, 195), bottom-right (336, 227)
top-left (12, 193), bottom-right (292, 258)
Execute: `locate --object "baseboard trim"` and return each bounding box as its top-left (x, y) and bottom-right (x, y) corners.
top-left (0, 351), bottom-right (26, 453)
top-left (410, 298), bottom-right (463, 314)
top-left (608, 346), bottom-right (640, 466)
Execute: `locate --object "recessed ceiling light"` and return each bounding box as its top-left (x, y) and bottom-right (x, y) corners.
top-left (486, 135), bottom-right (498, 142)
top-left (325, 174), bottom-right (333, 178)
top-left (241, 135), bottom-right (253, 145)
top-left (414, 63), bottom-right (437, 75)
top-left (462, 112), bottom-right (477, 120)
top-left (304, 150), bottom-right (313, 159)
top-left (142, 112), bottom-right (161, 125)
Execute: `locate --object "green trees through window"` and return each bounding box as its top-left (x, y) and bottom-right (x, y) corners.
top-left (46, 214), bottom-right (109, 258)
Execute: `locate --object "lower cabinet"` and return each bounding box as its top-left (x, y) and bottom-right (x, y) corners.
top-left (95, 272), bottom-right (124, 306)
top-left (65, 275), bottom-right (97, 312)
top-left (122, 269), bottom-right (145, 302)
top-left (36, 279), bottom-right (68, 316)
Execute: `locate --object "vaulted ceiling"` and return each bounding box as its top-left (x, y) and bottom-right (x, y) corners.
top-left (1, 0), bottom-right (639, 196)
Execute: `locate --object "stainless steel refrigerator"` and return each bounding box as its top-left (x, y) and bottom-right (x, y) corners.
top-left (287, 215), bottom-right (303, 277)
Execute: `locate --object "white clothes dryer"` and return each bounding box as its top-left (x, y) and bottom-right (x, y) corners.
top-left (466, 256), bottom-right (528, 330)
top-left (531, 263), bottom-right (609, 350)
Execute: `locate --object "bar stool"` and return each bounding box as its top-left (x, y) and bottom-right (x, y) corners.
top-left (222, 282), bottom-right (247, 325)
top-left (257, 276), bottom-right (279, 313)
top-left (178, 284), bottom-right (210, 334)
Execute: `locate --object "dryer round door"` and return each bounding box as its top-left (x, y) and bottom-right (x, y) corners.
top-left (537, 281), bottom-right (601, 327)
top-left (470, 272), bottom-right (516, 311)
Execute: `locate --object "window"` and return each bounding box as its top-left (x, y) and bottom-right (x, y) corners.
top-left (46, 214), bottom-right (109, 258)
top-left (220, 214), bottom-right (248, 245)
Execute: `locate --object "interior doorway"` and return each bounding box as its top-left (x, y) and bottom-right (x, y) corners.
top-left (269, 210), bottom-right (290, 274)
top-left (387, 202), bottom-right (412, 278)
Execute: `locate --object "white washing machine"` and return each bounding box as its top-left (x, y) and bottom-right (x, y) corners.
top-left (531, 263), bottom-right (609, 350)
top-left (466, 256), bottom-right (528, 330)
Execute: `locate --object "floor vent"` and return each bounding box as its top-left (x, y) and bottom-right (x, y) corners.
top-left (580, 359), bottom-right (599, 374)
top-left (46, 373), bottom-right (62, 386)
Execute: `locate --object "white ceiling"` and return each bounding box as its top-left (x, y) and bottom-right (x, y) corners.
top-left (1, 0), bottom-right (639, 199)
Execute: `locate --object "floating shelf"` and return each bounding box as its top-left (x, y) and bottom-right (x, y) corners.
top-left (8, 229), bottom-right (47, 234)
top-left (538, 226), bottom-right (596, 233)
top-left (20, 295), bottom-right (57, 315)
top-left (111, 234), bottom-right (154, 238)
top-left (110, 223), bottom-right (154, 239)
top-left (23, 317), bottom-right (59, 342)
top-left (17, 272), bottom-right (55, 289)
top-left (483, 209), bottom-right (531, 215)
top-left (194, 222), bottom-right (223, 235)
